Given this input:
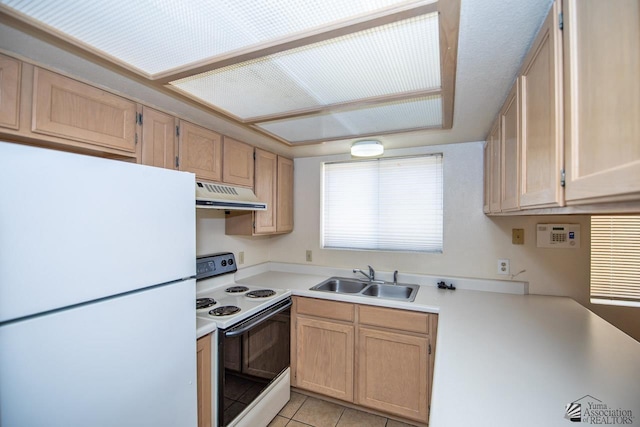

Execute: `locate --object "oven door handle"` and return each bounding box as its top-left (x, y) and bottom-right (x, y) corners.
top-left (224, 298), bottom-right (292, 338)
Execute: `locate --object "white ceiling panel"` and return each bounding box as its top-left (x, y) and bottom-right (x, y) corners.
top-left (256, 95), bottom-right (442, 143)
top-left (0, 0), bottom-right (422, 75)
top-left (170, 13), bottom-right (440, 120)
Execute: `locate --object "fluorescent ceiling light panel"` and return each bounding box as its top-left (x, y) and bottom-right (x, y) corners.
top-left (170, 13), bottom-right (440, 120)
top-left (255, 95), bottom-right (442, 143)
top-left (0, 0), bottom-right (419, 75)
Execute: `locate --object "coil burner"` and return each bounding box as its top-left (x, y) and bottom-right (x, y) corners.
top-left (225, 286), bottom-right (249, 293)
top-left (245, 289), bottom-right (276, 299)
top-left (196, 298), bottom-right (216, 309)
top-left (209, 306), bottom-right (241, 316)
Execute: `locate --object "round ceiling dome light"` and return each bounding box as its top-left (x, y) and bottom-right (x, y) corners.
top-left (351, 140), bottom-right (384, 157)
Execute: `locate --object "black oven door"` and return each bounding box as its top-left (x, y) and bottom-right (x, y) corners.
top-left (218, 297), bottom-right (291, 427)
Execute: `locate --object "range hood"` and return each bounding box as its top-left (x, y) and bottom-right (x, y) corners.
top-left (196, 181), bottom-right (267, 211)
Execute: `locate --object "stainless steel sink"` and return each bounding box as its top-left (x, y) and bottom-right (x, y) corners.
top-left (360, 283), bottom-right (418, 301)
top-left (310, 277), bottom-right (419, 302)
top-left (311, 277), bottom-right (369, 293)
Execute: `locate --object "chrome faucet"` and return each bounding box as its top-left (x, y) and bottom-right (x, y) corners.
top-left (393, 270), bottom-right (399, 285)
top-left (353, 265), bottom-right (375, 281)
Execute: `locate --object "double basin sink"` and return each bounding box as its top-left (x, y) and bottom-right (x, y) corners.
top-left (310, 277), bottom-right (419, 302)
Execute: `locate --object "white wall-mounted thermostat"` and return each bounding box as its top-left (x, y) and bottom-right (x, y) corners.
top-left (536, 224), bottom-right (581, 248)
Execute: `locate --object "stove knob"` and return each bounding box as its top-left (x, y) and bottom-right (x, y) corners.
top-left (228, 258), bottom-right (234, 266)
top-left (221, 260), bottom-right (227, 267)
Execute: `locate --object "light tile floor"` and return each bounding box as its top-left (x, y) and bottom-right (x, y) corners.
top-left (268, 392), bottom-right (419, 427)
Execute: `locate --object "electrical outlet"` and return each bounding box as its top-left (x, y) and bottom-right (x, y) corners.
top-left (306, 250), bottom-right (312, 262)
top-left (512, 228), bottom-right (524, 245)
top-left (238, 251), bottom-right (244, 265)
top-left (497, 259), bottom-right (510, 275)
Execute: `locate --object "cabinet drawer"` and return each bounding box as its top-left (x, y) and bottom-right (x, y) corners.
top-left (358, 305), bottom-right (429, 335)
top-left (295, 297), bottom-right (354, 322)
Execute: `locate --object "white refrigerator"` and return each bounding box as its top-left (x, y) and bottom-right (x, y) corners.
top-left (0, 142), bottom-right (197, 427)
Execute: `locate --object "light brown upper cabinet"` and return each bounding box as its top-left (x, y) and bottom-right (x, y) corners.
top-left (32, 68), bottom-right (137, 154)
top-left (563, 0), bottom-right (640, 204)
top-left (520, 0), bottom-right (564, 208)
top-left (222, 137), bottom-right (254, 188)
top-left (488, 119), bottom-right (502, 213)
top-left (178, 121), bottom-right (222, 182)
top-left (0, 54), bottom-right (21, 130)
top-left (254, 149), bottom-right (278, 234)
top-left (276, 156), bottom-right (294, 233)
top-left (500, 82), bottom-right (520, 211)
top-left (226, 150), bottom-right (293, 236)
top-left (483, 140), bottom-right (492, 214)
top-left (139, 106), bottom-right (177, 170)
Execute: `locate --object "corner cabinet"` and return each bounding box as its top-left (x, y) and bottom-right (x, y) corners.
top-left (291, 297), bottom-right (437, 425)
top-left (356, 305), bottom-right (432, 423)
top-left (226, 149), bottom-right (294, 236)
top-left (276, 156), bottom-right (294, 233)
top-left (563, 0), bottom-right (640, 204)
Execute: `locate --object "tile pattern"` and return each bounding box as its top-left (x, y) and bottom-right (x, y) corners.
top-left (269, 392), bottom-right (420, 427)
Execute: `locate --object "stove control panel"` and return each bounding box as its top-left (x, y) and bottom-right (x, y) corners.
top-left (196, 252), bottom-right (237, 280)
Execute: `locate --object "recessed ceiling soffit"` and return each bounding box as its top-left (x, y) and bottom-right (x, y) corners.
top-left (0, 0), bottom-right (460, 146)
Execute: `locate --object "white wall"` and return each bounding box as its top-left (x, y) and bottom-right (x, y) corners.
top-left (268, 141), bottom-right (592, 291)
top-left (196, 209), bottom-right (271, 266)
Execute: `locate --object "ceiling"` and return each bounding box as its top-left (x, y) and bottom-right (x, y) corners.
top-left (0, 0), bottom-right (553, 158)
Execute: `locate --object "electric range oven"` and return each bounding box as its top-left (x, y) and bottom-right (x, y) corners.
top-left (196, 253), bottom-right (291, 427)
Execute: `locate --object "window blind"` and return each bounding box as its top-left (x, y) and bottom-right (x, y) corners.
top-left (590, 215), bottom-right (640, 308)
top-left (322, 154), bottom-right (443, 252)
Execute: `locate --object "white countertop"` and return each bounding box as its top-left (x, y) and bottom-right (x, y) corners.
top-left (236, 267), bottom-right (640, 427)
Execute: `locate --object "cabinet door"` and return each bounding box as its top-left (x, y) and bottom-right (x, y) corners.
top-left (196, 334), bottom-right (212, 427)
top-left (140, 107), bottom-right (177, 169)
top-left (357, 327), bottom-right (429, 423)
top-left (488, 120), bottom-right (501, 213)
top-left (222, 137), bottom-right (254, 187)
top-left (483, 141), bottom-right (491, 213)
top-left (179, 121), bottom-right (222, 182)
top-left (254, 149), bottom-right (277, 234)
top-left (500, 83), bottom-right (520, 211)
top-left (520, 1), bottom-right (564, 208)
top-left (32, 68), bottom-right (136, 153)
top-left (276, 156), bottom-right (294, 233)
top-left (295, 316), bottom-right (354, 402)
top-left (0, 54), bottom-right (20, 130)
top-left (563, 0), bottom-right (640, 203)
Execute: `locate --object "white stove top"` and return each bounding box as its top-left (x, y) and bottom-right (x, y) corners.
top-left (196, 281), bottom-right (291, 330)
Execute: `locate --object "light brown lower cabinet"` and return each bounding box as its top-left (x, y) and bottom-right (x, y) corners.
top-left (196, 334), bottom-right (212, 427)
top-left (292, 297), bottom-right (436, 424)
